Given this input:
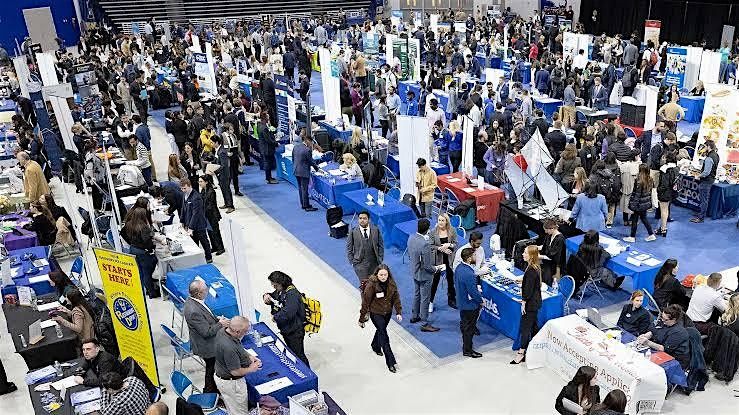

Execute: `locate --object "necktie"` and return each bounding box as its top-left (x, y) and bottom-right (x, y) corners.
top-left (363, 228), bottom-right (369, 239)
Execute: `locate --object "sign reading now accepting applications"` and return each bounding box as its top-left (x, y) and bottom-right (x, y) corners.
top-left (94, 248), bottom-right (159, 386)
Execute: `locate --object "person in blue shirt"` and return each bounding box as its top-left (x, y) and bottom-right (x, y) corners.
top-left (483, 91), bottom-right (496, 125)
top-left (445, 120), bottom-right (464, 172)
top-left (432, 120), bottom-right (449, 166)
top-left (534, 65), bottom-right (550, 95)
top-left (570, 182), bottom-right (608, 232)
top-left (466, 54), bottom-right (482, 79)
top-left (402, 91), bottom-right (419, 116)
top-left (454, 247), bottom-right (483, 358)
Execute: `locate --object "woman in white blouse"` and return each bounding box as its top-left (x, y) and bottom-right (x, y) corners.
top-left (339, 153), bottom-right (364, 182)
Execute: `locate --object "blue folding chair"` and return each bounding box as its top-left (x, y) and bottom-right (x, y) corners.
top-left (386, 187), bottom-right (401, 200)
top-left (170, 370), bottom-right (219, 412)
top-left (445, 189), bottom-right (460, 214)
top-left (558, 275), bottom-right (576, 314)
top-left (161, 324), bottom-right (202, 370)
top-left (69, 256), bottom-right (85, 289)
top-left (105, 229), bottom-right (116, 249)
top-left (455, 226), bottom-right (466, 240)
top-left (576, 110), bottom-right (588, 125)
top-left (449, 214), bottom-right (463, 229)
top-left (623, 127), bottom-right (637, 139)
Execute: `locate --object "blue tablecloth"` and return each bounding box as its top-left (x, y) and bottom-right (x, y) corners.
top-left (475, 53), bottom-right (488, 69)
top-left (398, 81), bottom-right (421, 104)
top-left (342, 188), bottom-right (416, 247)
top-left (566, 234), bottom-right (664, 294)
top-left (620, 330), bottom-right (688, 387)
top-left (533, 97), bottom-right (563, 120)
top-left (489, 56), bottom-right (502, 70)
top-left (673, 176), bottom-right (739, 219)
top-left (1, 213), bottom-right (38, 251)
top-left (1, 246), bottom-right (53, 296)
top-left (479, 268), bottom-right (564, 350)
top-left (0, 100), bottom-right (16, 112)
top-left (309, 162), bottom-right (364, 211)
top-left (317, 121), bottom-right (352, 143)
top-left (241, 322), bottom-right (319, 404)
top-left (275, 151), bottom-right (298, 186)
top-left (679, 96), bottom-right (705, 124)
top-left (386, 154), bottom-right (450, 179)
top-left (389, 219), bottom-right (418, 251)
top-left (165, 264), bottom-right (239, 318)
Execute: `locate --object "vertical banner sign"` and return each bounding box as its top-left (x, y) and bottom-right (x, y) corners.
top-left (363, 32), bottom-right (379, 56)
top-left (544, 15), bottom-right (556, 28)
top-left (94, 248), bottom-right (159, 387)
top-left (559, 20), bottom-right (572, 32)
top-left (392, 38), bottom-right (409, 80)
top-left (664, 47), bottom-right (687, 88)
top-left (644, 20), bottom-right (661, 46)
top-left (193, 52), bottom-right (211, 92)
top-left (692, 84), bottom-right (739, 183)
top-left (408, 38), bottom-right (420, 82)
top-left (274, 74), bottom-right (294, 140)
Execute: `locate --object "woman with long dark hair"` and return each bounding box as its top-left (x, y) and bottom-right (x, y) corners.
top-left (511, 245), bottom-right (542, 364)
top-left (49, 270), bottom-right (75, 305)
top-left (656, 152), bottom-right (678, 237)
top-left (24, 202), bottom-right (57, 246)
top-left (121, 207), bottom-right (163, 298)
top-left (590, 389), bottom-right (626, 415)
top-left (40, 193), bottom-right (76, 242)
top-left (555, 366), bottom-right (601, 415)
top-left (624, 164), bottom-right (656, 242)
top-left (262, 271), bottom-right (310, 366)
top-left (575, 230), bottom-right (622, 290)
top-left (51, 288), bottom-right (95, 344)
top-left (199, 174), bottom-right (224, 255)
top-left (358, 264), bottom-right (402, 373)
top-left (180, 141), bottom-right (201, 185)
top-left (652, 258), bottom-right (688, 310)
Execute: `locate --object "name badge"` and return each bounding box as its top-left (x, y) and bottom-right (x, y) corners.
top-left (376, 292), bottom-right (385, 298)
top-left (626, 313), bottom-right (631, 318)
top-left (586, 154), bottom-right (592, 158)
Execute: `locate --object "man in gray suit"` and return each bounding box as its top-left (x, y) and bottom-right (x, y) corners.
top-left (183, 279), bottom-right (230, 393)
top-left (346, 211), bottom-right (384, 286)
top-left (292, 132), bottom-right (319, 211)
top-left (407, 218), bottom-right (443, 332)
top-left (622, 38), bottom-right (639, 67)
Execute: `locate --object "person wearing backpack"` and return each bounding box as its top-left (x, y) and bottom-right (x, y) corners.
top-left (263, 271), bottom-right (310, 367)
top-left (358, 264), bottom-right (402, 373)
top-left (622, 63), bottom-right (638, 97)
top-left (656, 152), bottom-right (679, 237)
top-left (625, 164), bottom-right (657, 243)
top-left (589, 160), bottom-right (621, 228)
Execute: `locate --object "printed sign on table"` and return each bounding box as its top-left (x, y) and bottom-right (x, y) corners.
top-left (94, 248), bottom-right (159, 387)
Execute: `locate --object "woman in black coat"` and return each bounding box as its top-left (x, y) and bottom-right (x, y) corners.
top-left (198, 174), bottom-right (224, 255)
top-left (511, 245), bottom-right (543, 364)
top-left (24, 202), bottom-right (57, 246)
top-left (180, 142), bottom-right (201, 185)
top-left (652, 258), bottom-right (689, 310)
top-left (656, 152), bottom-right (678, 237)
top-left (617, 290), bottom-right (652, 336)
top-left (262, 271), bottom-right (310, 367)
top-left (257, 111), bottom-right (279, 184)
top-left (625, 164), bottom-right (655, 242)
top-left (555, 366), bottom-right (601, 415)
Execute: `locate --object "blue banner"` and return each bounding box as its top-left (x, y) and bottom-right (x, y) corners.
top-left (665, 47), bottom-right (687, 88)
top-left (274, 75), bottom-right (294, 141)
top-left (363, 32), bottom-right (379, 56)
top-left (544, 15), bottom-right (557, 28)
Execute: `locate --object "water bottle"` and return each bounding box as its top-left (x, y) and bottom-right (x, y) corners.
top-left (645, 348), bottom-right (652, 361)
top-left (54, 360), bottom-right (63, 376)
top-left (31, 291), bottom-right (38, 311)
top-left (20, 334), bottom-right (27, 348)
top-left (55, 323), bottom-right (63, 338)
top-left (254, 330), bottom-right (263, 347)
top-left (552, 279), bottom-right (559, 293)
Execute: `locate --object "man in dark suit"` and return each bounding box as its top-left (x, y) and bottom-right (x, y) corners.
top-left (261, 73), bottom-right (277, 127)
top-left (150, 181), bottom-right (183, 216)
top-left (212, 135), bottom-right (235, 213)
top-left (454, 248), bottom-right (483, 357)
top-left (180, 178), bottom-right (213, 263)
top-left (292, 133), bottom-right (319, 211)
top-left (346, 211), bottom-right (384, 286)
top-left (545, 120), bottom-right (568, 161)
top-left (184, 279), bottom-right (229, 394)
top-left (590, 76), bottom-right (609, 110)
top-left (298, 71), bottom-right (310, 102)
top-left (407, 218), bottom-right (442, 332)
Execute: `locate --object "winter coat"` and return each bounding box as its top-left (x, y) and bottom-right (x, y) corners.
top-left (657, 164), bottom-right (678, 202)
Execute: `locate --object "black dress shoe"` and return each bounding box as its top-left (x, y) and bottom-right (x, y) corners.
top-left (214, 250), bottom-right (226, 256)
top-left (463, 351), bottom-right (483, 358)
top-left (373, 349), bottom-right (383, 356)
top-left (0, 382), bottom-right (17, 395)
top-left (305, 206), bottom-right (318, 212)
top-left (388, 365), bottom-right (397, 373)
top-left (448, 301), bottom-right (458, 309)
top-left (409, 317), bottom-right (421, 324)
top-left (235, 192), bottom-right (244, 196)
top-left (420, 324), bottom-right (440, 332)
top-left (509, 354), bottom-right (526, 364)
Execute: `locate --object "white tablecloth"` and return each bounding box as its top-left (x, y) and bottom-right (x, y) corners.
top-left (526, 314), bottom-right (667, 414)
top-left (156, 224), bottom-right (205, 272)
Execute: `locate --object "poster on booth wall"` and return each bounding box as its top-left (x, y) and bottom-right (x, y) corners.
top-left (363, 32), bottom-right (379, 57)
top-left (408, 38), bottom-right (420, 82)
top-left (274, 74), bottom-right (295, 140)
top-left (392, 38), bottom-right (409, 80)
top-left (692, 84), bottom-right (739, 184)
top-left (664, 47), bottom-right (687, 88)
top-left (559, 20), bottom-right (572, 32)
top-left (644, 20), bottom-right (661, 46)
top-left (193, 52), bottom-right (212, 92)
top-left (543, 15), bottom-right (557, 28)
top-left (94, 248), bottom-right (159, 387)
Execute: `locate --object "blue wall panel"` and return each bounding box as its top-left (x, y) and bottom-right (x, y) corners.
top-left (0, 0), bottom-right (80, 55)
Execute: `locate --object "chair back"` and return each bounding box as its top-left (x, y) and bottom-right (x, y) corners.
top-left (558, 275), bottom-right (576, 312)
top-left (170, 370), bottom-right (194, 400)
top-left (642, 289), bottom-right (662, 323)
top-left (683, 145), bottom-right (695, 158)
top-left (576, 111), bottom-right (587, 125)
top-left (445, 189), bottom-right (460, 212)
top-left (386, 187), bottom-right (401, 201)
top-left (455, 226), bottom-right (466, 240)
top-left (105, 229), bottom-right (116, 248)
top-left (96, 214), bottom-right (112, 235)
top-left (70, 256), bottom-right (84, 287)
top-left (401, 193), bottom-right (421, 218)
top-left (161, 324), bottom-right (188, 351)
top-left (449, 214), bottom-right (463, 229)
top-left (150, 387), bottom-right (161, 403)
top-left (623, 127), bottom-right (636, 139)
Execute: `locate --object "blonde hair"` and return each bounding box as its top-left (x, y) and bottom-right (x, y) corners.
top-left (167, 154), bottom-right (184, 180)
top-left (525, 245), bottom-right (541, 271)
top-left (449, 120), bottom-right (461, 135)
top-left (436, 213), bottom-right (454, 234)
top-left (720, 294), bottom-right (739, 327)
top-left (342, 153), bottom-right (357, 166)
top-left (351, 127), bottom-right (363, 147)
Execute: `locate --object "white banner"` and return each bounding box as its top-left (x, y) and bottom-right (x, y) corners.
top-left (692, 83), bottom-right (739, 183)
top-left (12, 57), bottom-right (30, 98)
top-left (699, 51), bottom-right (722, 84)
top-left (461, 116), bottom-right (475, 177)
top-left (385, 34), bottom-right (395, 67)
top-left (223, 218), bottom-right (257, 322)
top-left (193, 52), bottom-right (212, 92)
top-left (205, 43), bottom-right (219, 94)
top-left (527, 315), bottom-right (667, 415)
top-left (318, 47), bottom-right (341, 124)
top-left (397, 115), bottom-right (430, 198)
top-left (190, 34), bottom-right (201, 52)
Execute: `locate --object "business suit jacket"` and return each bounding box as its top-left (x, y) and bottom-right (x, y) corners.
top-left (590, 84), bottom-right (609, 110)
top-left (183, 298), bottom-right (221, 358)
top-left (346, 225), bottom-right (384, 270)
top-left (429, 227), bottom-right (458, 265)
top-left (407, 233), bottom-right (437, 282)
top-left (571, 193), bottom-right (608, 232)
top-left (292, 142), bottom-right (317, 178)
top-left (181, 190), bottom-right (209, 231)
top-left (23, 160), bottom-right (50, 202)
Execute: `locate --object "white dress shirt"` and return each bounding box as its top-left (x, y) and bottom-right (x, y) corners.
top-left (686, 285), bottom-right (727, 322)
top-left (452, 243), bottom-right (488, 276)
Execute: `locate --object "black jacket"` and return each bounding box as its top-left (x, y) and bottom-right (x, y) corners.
top-left (181, 189), bottom-right (209, 231)
top-left (657, 165), bottom-right (678, 202)
top-left (270, 286), bottom-right (305, 335)
top-left (201, 184), bottom-right (221, 224)
top-left (171, 118), bottom-right (189, 144)
top-left (521, 267), bottom-right (542, 312)
top-left (608, 140), bottom-right (633, 162)
top-left (555, 382), bottom-right (601, 415)
top-left (617, 304), bottom-right (652, 336)
top-left (628, 183), bottom-right (653, 213)
top-left (653, 275), bottom-right (688, 309)
top-left (81, 350), bottom-right (124, 387)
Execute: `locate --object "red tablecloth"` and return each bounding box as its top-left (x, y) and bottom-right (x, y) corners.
top-left (437, 172), bottom-right (505, 222)
top-left (616, 118), bottom-right (645, 137)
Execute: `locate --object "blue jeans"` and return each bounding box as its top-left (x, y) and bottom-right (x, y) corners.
top-left (141, 166), bottom-right (152, 186)
top-left (697, 181), bottom-right (713, 219)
